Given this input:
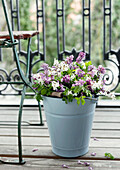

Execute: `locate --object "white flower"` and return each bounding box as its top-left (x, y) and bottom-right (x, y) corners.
top-left (60, 61), bottom-right (69, 71)
top-left (57, 72), bottom-right (62, 77)
top-left (73, 93), bottom-right (77, 96)
top-left (54, 58), bottom-right (59, 66)
top-left (91, 80), bottom-right (102, 90)
top-left (81, 61), bottom-right (86, 69)
top-left (52, 81), bottom-right (59, 91)
top-left (92, 68), bottom-right (98, 75)
top-left (48, 68), bottom-right (57, 76)
top-left (32, 73), bottom-right (40, 80)
top-left (32, 73), bottom-right (44, 85)
top-left (67, 90), bottom-right (72, 95)
top-left (86, 77), bottom-right (91, 81)
top-left (71, 74), bottom-right (75, 80)
top-left (38, 78), bottom-right (44, 85)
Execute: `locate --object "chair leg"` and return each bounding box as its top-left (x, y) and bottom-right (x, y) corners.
top-left (38, 101), bottom-right (44, 126)
top-left (18, 85), bottom-right (26, 164)
top-left (0, 86), bottom-right (26, 165)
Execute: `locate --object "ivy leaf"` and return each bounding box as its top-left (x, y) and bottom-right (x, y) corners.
top-left (105, 153), bottom-right (115, 160)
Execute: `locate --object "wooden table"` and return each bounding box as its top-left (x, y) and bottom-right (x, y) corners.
top-left (0, 31), bottom-right (39, 40)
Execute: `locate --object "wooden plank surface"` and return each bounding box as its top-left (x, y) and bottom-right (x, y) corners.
top-left (0, 31), bottom-right (39, 40)
top-left (0, 106), bottom-right (120, 169)
top-left (0, 158), bottom-right (120, 170)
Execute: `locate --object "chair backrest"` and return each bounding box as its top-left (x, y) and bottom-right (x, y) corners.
top-left (2, 0), bottom-right (16, 45)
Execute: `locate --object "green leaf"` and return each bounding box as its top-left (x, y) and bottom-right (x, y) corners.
top-left (62, 97), bottom-right (68, 104)
top-left (74, 86), bottom-right (82, 94)
top-left (35, 94), bottom-right (43, 101)
top-left (75, 97), bottom-right (81, 105)
top-left (105, 153), bottom-right (115, 160)
top-left (68, 94), bottom-right (73, 102)
top-left (41, 88), bottom-right (47, 95)
top-left (81, 96), bottom-right (86, 105)
top-left (85, 61), bottom-right (92, 67)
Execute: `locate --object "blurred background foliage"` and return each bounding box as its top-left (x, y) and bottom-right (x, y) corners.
top-left (0, 0), bottom-right (120, 93)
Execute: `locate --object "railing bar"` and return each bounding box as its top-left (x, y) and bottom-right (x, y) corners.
top-left (82, 0), bottom-right (85, 52)
top-left (103, 0), bottom-right (106, 60)
top-left (62, 0), bottom-right (65, 52)
top-left (88, 0), bottom-right (91, 60)
top-left (10, 0), bottom-right (14, 30)
top-left (0, 48), bottom-right (2, 61)
top-left (56, 0), bottom-right (60, 59)
top-left (16, 0), bottom-right (21, 53)
top-left (42, 0), bottom-right (46, 60)
top-left (36, 0), bottom-right (40, 54)
top-left (109, 0), bottom-right (112, 52)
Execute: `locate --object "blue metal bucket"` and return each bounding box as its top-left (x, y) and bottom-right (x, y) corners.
top-left (43, 96), bottom-right (97, 158)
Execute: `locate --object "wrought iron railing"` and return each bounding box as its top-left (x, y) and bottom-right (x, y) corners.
top-left (0, 0), bottom-right (120, 96)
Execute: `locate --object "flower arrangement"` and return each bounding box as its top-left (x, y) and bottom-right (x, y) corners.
top-left (32, 52), bottom-right (115, 105)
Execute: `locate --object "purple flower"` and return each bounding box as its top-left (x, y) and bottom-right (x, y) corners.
top-left (91, 152), bottom-right (96, 156)
top-left (59, 84), bottom-right (65, 92)
top-left (33, 87), bottom-right (38, 90)
top-left (88, 71), bottom-right (96, 78)
top-left (62, 164), bottom-right (69, 168)
top-left (88, 167), bottom-right (93, 170)
top-left (41, 63), bottom-right (49, 70)
top-left (72, 79), bottom-right (85, 87)
top-left (76, 52), bottom-right (86, 63)
top-left (44, 69), bottom-right (49, 76)
top-left (44, 77), bottom-right (51, 84)
top-left (93, 137), bottom-right (99, 141)
top-left (66, 55), bottom-right (74, 64)
top-left (84, 162), bottom-right (90, 166)
top-left (86, 78), bottom-right (92, 85)
top-left (88, 65), bottom-right (95, 71)
top-left (52, 66), bottom-right (56, 68)
top-left (61, 75), bottom-right (70, 83)
top-left (51, 75), bottom-right (54, 80)
top-left (98, 65), bottom-right (106, 74)
top-left (32, 148), bottom-right (38, 152)
top-left (78, 160), bottom-right (84, 164)
top-left (76, 69), bottom-right (85, 78)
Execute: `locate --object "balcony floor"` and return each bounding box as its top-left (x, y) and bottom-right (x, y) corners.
top-left (0, 106), bottom-right (120, 169)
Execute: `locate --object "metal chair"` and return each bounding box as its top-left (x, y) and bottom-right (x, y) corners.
top-left (0, 0), bottom-right (43, 164)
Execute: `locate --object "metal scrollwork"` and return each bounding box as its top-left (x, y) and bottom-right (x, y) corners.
top-left (103, 57), bottom-right (119, 92)
top-left (9, 68), bottom-right (23, 92)
top-left (0, 69), bottom-right (9, 92)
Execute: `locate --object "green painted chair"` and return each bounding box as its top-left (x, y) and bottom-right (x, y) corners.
top-left (0, 0), bottom-right (43, 164)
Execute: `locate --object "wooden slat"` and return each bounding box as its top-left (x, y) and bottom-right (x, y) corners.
top-left (0, 106), bottom-right (120, 169)
top-left (0, 136), bottom-right (120, 148)
top-left (0, 128), bottom-right (120, 139)
top-left (0, 158), bottom-right (120, 170)
top-left (1, 122), bottom-right (120, 130)
top-left (0, 146), bottom-right (120, 159)
top-left (93, 123), bottom-right (120, 130)
top-left (0, 31), bottom-right (39, 40)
